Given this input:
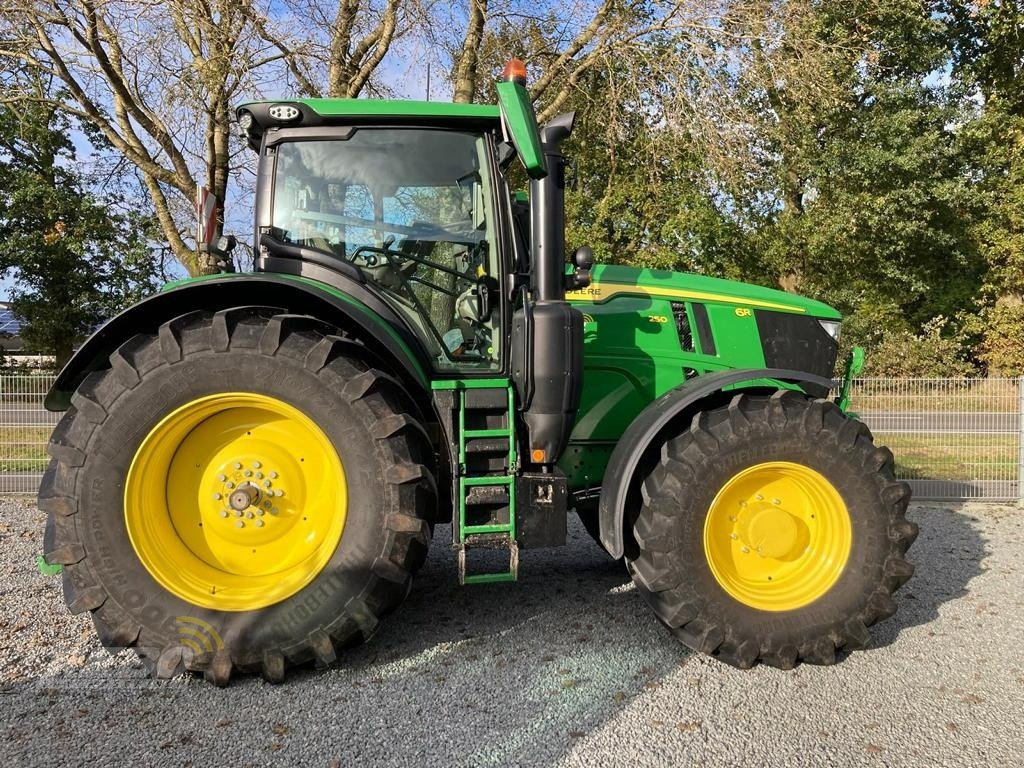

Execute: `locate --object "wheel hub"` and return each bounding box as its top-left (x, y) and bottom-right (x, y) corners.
top-left (703, 461), bottom-right (851, 612)
top-left (206, 463), bottom-right (291, 540)
top-left (124, 393), bottom-right (347, 611)
top-left (736, 502), bottom-right (800, 559)
top-left (228, 481), bottom-right (262, 512)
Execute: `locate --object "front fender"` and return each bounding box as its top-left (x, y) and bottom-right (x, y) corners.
top-left (597, 368), bottom-right (836, 559)
top-left (46, 273), bottom-right (431, 411)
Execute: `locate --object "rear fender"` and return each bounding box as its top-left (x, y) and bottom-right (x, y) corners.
top-left (597, 368), bottom-right (836, 559)
top-left (46, 273), bottom-right (431, 411)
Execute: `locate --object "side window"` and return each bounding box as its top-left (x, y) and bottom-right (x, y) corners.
top-left (270, 131), bottom-right (503, 371)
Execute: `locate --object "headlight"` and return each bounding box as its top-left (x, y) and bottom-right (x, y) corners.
top-left (267, 104), bottom-right (301, 122)
top-left (817, 319), bottom-right (841, 341)
top-left (235, 110), bottom-right (253, 137)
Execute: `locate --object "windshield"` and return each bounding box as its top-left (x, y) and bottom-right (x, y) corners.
top-left (271, 129), bottom-right (501, 370)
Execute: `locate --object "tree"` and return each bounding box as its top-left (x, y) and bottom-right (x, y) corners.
top-left (1, 0), bottom-right (882, 278)
top-left (945, 0), bottom-right (1024, 373)
top-left (0, 0), bottom-right (414, 276)
top-left (0, 73), bottom-right (160, 367)
top-left (249, 0), bottom-right (405, 98)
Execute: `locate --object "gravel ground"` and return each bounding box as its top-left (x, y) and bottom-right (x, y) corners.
top-left (1, 498), bottom-right (1021, 767)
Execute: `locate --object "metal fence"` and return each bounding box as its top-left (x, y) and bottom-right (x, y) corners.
top-left (851, 377), bottom-right (1022, 501)
top-left (0, 374), bottom-right (60, 494)
top-left (0, 374), bottom-right (1021, 501)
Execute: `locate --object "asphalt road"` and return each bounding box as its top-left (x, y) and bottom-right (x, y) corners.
top-left (2, 499), bottom-right (1022, 767)
top-left (858, 411), bottom-right (1019, 433)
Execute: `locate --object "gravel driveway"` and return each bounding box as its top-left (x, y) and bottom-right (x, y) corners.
top-left (1, 498), bottom-right (1021, 767)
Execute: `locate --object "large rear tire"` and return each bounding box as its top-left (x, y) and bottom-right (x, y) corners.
top-left (40, 309), bottom-right (436, 685)
top-left (628, 391), bottom-right (916, 669)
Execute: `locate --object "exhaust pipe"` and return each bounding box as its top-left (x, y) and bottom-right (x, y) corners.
top-left (530, 112), bottom-right (575, 301)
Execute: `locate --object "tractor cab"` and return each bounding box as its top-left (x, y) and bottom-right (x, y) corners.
top-left (237, 61), bottom-right (578, 373)
top-left (251, 121), bottom-right (505, 371)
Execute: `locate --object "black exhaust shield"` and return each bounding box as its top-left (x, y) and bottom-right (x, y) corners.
top-left (512, 112), bottom-right (584, 467)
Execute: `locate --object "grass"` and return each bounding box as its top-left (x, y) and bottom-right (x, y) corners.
top-left (0, 427), bottom-right (52, 472)
top-left (877, 433), bottom-right (1018, 482)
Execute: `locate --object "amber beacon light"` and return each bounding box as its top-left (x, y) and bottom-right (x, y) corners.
top-left (501, 58), bottom-right (528, 85)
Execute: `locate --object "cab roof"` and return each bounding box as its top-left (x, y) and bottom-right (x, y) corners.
top-left (236, 98), bottom-right (502, 151)
top-left (239, 98), bottom-right (500, 122)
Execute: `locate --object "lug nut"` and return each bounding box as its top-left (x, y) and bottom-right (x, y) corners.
top-left (256, 472), bottom-right (263, 480)
top-left (217, 473), bottom-right (227, 482)
top-left (236, 520), bottom-right (244, 528)
top-left (234, 510), bottom-right (243, 517)
top-left (269, 471), bottom-right (278, 479)
top-left (212, 493), bottom-right (222, 501)
top-left (256, 509), bottom-right (264, 516)
top-left (740, 546), bottom-right (750, 554)
top-left (219, 510), bottom-right (229, 518)
top-left (275, 489), bottom-right (284, 497)
top-left (255, 519), bottom-right (265, 528)
top-left (244, 470), bottom-right (253, 477)
top-left (246, 511), bottom-right (254, 519)
top-left (264, 480), bottom-right (272, 488)
top-left (252, 461), bottom-right (261, 469)
top-left (234, 462), bottom-right (242, 470)
top-left (225, 482), bottom-right (234, 489)
top-left (271, 507), bottom-right (279, 515)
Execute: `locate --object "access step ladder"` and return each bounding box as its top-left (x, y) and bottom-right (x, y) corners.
top-left (434, 379), bottom-right (519, 584)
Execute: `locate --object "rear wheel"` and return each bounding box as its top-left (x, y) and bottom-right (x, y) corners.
top-left (628, 391), bottom-right (916, 669)
top-left (40, 309), bottom-right (436, 685)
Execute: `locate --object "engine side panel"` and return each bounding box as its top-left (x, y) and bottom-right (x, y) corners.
top-left (560, 263), bottom-right (839, 491)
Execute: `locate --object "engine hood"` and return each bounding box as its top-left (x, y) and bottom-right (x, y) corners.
top-left (566, 264), bottom-right (841, 320)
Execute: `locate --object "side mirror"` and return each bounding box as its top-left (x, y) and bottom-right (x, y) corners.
top-left (565, 246), bottom-right (593, 291)
top-left (573, 245), bottom-right (593, 271)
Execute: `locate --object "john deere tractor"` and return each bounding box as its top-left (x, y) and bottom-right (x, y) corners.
top-left (40, 60), bottom-right (915, 685)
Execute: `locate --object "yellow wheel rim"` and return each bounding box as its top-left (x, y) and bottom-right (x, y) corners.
top-left (125, 393), bottom-right (347, 611)
top-left (703, 461), bottom-right (851, 612)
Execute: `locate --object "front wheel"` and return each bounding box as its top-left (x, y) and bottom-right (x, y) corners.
top-left (628, 391), bottom-right (916, 669)
top-left (40, 309), bottom-right (436, 685)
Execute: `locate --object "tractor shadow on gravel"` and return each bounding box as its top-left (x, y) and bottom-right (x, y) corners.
top-left (347, 518), bottom-right (654, 666)
top-left (863, 503), bottom-right (987, 653)
top-left (360, 503), bottom-right (988, 670)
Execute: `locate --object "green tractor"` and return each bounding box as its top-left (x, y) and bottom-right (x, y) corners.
top-left (40, 61), bottom-right (915, 685)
